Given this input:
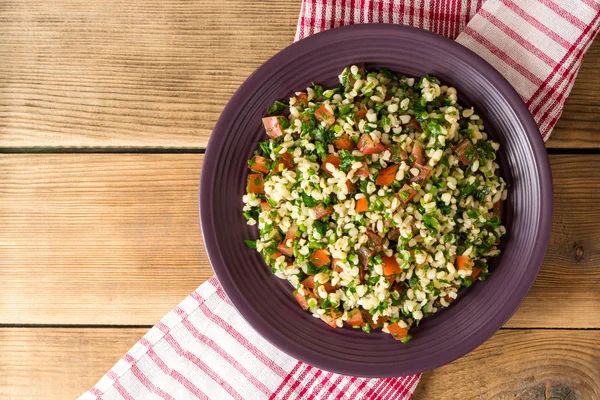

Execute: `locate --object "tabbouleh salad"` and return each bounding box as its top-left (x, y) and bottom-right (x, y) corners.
top-left (242, 64), bottom-right (507, 342)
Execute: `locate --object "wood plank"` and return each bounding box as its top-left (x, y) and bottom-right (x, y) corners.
top-left (0, 0), bottom-right (300, 149)
top-left (0, 154), bottom-right (209, 325)
top-left (0, 0), bottom-right (599, 149)
top-left (0, 328), bottom-right (598, 399)
top-left (414, 329), bottom-right (600, 399)
top-left (1, 154), bottom-right (599, 326)
top-left (0, 328), bottom-right (146, 399)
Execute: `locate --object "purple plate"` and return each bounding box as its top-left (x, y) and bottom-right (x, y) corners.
top-left (200, 24), bottom-right (553, 377)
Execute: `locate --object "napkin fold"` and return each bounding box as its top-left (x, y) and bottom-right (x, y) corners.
top-left (84, 1), bottom-right (600, 399)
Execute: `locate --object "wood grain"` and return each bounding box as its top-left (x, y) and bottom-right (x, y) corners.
top-left (414, 329), bottom-right (600, 399)
top-left (0, 0), bottom-right (598, 149)
top-left (0, 328), bottom-right (597, 399)
top-left (1, 154), bottom-right (599, 327)
top-left (0, 0), bottom-right (300, 149)
top-left (0, 154), bottom-right (209, 325)
top-left (0, 328), bottom-right (146, 399)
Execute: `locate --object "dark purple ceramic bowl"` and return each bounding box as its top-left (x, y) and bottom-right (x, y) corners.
top-left (200, 24), bottom-right (553, 377)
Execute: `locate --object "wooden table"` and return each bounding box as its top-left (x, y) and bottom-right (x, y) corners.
top-left (1, 1), bottom-right (599, 398)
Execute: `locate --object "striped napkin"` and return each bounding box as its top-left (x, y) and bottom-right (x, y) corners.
top-left (83, 1), bottom-right (600, 399)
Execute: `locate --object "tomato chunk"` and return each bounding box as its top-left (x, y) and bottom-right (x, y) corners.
top-left (332, 258), bottom-right (343, 273)
top-left (346, 309), bottom-right (366, 328)
top-left (262, 116), bottom-right (287, 139)
top-left (259, 201), bottom-right (271, 211)
top-left (313, 204), bottom-right (332, 220)
top-left (315, 105), bottom-right (335, 126)
top-left (247, 174), bottom-right (264, 194)
top-left (354, 109), bottom-right (367, 121)
top-left (363, 312), bottom-right (387, 330)
top-left (355, 197), bottom-right (368, 213)
top-left (294, 288), bottom-right (316, 310)
top-left (357, 134), bottom-right (387, 155)
top-left (355, 164), bottom-right (370, 178)
top-left (274, 152), bottom-right (294, 174)
top-left (456, 255), bottom-right (473, 273)
top-left (454, 139), bottom-right (477, 165)
top-left (409, 163), bottom-right (431, 185)
top-left (411, 142), bottom-right (425, 164)
top-left (387, 323), bottom-right (409, 340)
top-left (320, 307), bottom-right (342, 328)
top-left (407, 118), bottom-right (422, 133)
top-left (389, 144), bottom-right (409, 164)
top-left (365, 230), bottom-right (383, 253)
top-left (309, 249), bottom-right (331, 268)
top-left (382, 256), bottom-right (401, 276)
top-left (249, 155), bottom-right (269, 174)
top-left (398, 184), bottom-right (417, 203)
top-left (471, 266), bottom-right (483, 280)
top-left (376, 165), bottom-right (398, 186)
top-left (334, 134), bottom-right (355, 151)
top-left (277, 224), bottom-right (298, 257)
top-left (294, 92), bottom-right (309, 108)
top-left (321, 155), bottom-right (341, 175)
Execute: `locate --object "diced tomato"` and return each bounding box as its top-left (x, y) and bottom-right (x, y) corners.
top-left (411, 142), bottom-right (425, 164)
top-left (274, 152), bottom-right (294, 173)
top-left (346, 309), bottom-right (366, 328)
top-left (357, 246), bottom-right (373, 268)
top-left (321, 155), bottom-right (341, 175)
top-left (454, 138), bottom-right (477, 165)
top-left (294, 92), bottom-right (309, 108)
top-left (409, 163), bottom-right (431, 185)
top-left (259, 201), bottom-right (271, 211)
top-left (376, 165), bottom-right (398, 186)
top-left (315, 105), bottom-right (335, 126)
top-left (320, 307), bottom-right (343, 328)
top-left (345, 180), bottom-right (356, 194)
top-left (267, 252), bottom-right (282, 263)
top-left (313, 204), bottom-right (332, 220)
top-left (294, 288), bottom-right (316, 310)
top-left (262, 116), bottom-right (287, 139)
top-left (277, 242), bottom-right (293, 257)
top-left (363, 312), bottom-right (388, 330)
top-left (303, 275), bottom-right (335, 295)
top-left (407, 118), bottom-right (422, 133)
top-left (392, 282), bottom-right (405, 297)
top-left (389, 144), bottom-right (409, 164)
top-left (247, 174), bottom-right (264, 194)
top-left (358, 265), bottom-right (365, 283)
top-left (471, 266), bottom-right (483, 280)
top-left (398, 184), bottom-right (417, 203)
top-left (334, 134), bottom-right (355, 151)
top-left (355, 197), bottom-right (368, 213)
top-left (365, 230), bottom-right (383, 253)
top-left (456, 255), bottom-right (473, 273)
top-left (285, 224), bottom-right (298, 242)
top-left (249, 155), bottom-right (269, 174)
top-left (309, 249), bottom-right (331, 267)
top-left (382, 256), bottom-right (401, 276)
top-left (332, 258), bottom-right (343, 273)
top-left (387, 228), bottom-right (400, 242)
top-left (387, 323), bottom-right (409, 340)
top-left (357, 134), bottom-right (387, 155)
top-left (492, 201), bottom-right (501, 219)
top-left (354, 109), bottom-right (367, 121)
top-left (277, 224), bottom-right (298, 257)
top-left (301, 275), bottom-right (315, 288)
top-left (355, 164), bottom-right (370, 178)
